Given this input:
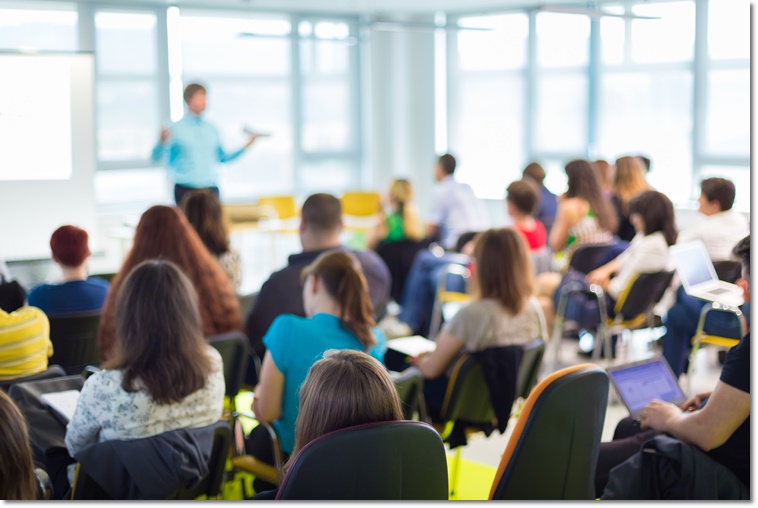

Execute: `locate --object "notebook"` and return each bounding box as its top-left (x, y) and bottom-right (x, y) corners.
top-left (670, 241), bottom-right (743, 307)
top-left (607, 356), bottom-right (687, 421)
top-left (386, 335), bottom-right (437, 357)
top-left (41, 390), bottom-right (80, 424)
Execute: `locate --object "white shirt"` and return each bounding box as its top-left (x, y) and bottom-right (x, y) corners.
top-left (609, 231), bottom-right (674, 300)
top-left (677, 210), bottom-right (749, 262)
top-left (65, 346), bottom-right (225, 457)
top-left (428, 176), bottom-right (488, 249)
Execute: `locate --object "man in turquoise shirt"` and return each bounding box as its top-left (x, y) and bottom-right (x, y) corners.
top-left (151, 83), bottom-right (259, 204)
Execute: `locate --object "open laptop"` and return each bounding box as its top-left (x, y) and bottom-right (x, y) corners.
top-left (40, 390), bottom-right (80, 425)
top-left (607, 356), bottom-right (687, 421)
top-left (670, 241), bottom-right (744, 307)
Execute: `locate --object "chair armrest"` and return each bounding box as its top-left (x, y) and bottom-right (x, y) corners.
top-left (81, 365), bottom-right (101, 380)
top-left (35, 468), bottom-right (53, 500)
top-left (231, 411), bottom-right (285, 484)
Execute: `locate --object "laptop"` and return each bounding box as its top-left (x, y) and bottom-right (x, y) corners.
top-left (670, 241), bottom-right (744, 307)
top-left (607, 356), bottom-right (687, 421)
top-left (40, 390), bottom-right (80, 425)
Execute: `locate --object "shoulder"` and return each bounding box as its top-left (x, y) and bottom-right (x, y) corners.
top-left (352, 249), bottom-right (388, 272)
top-left (27, 283), bottom-right (50, 302)
top-left (86, 277), bottom-right (111, 290)
top-left (0, 306), bottom-right (47, 326)
top-left (452, 300), bottom-right (496, 322)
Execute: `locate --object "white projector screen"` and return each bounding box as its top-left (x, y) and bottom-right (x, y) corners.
top-left (0, 52), bottom-right (97, 261)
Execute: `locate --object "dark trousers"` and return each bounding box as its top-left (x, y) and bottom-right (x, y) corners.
top-left (174, 184), bottom-right (220, 206)
top-left (244, 425), bottom-right (290, 495)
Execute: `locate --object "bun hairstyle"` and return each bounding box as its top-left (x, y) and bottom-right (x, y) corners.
top-left (301, 251), bottom-right (376, 350)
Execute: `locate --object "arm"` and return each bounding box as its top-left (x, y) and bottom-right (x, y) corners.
top-left (65, 379), bottom-right (102, 457)
top-left (217, 134), bottom-right (259, 164)
top-left (366, 214), bottom-right (388, 250)
top-left (640, 380), bottom-right (749, 451)
top-left (586, 257), bottom-right (620, 290)
top-left (252, 352), bottom-right (285, 423)
top-left (150, 128), bottom-right (171, 162)
top-left (426, 224), bottom-right (440, 241)
top-left (548, 200), bottom-right (576, 253)
top-left (413, 330), bottom-right (465, 379)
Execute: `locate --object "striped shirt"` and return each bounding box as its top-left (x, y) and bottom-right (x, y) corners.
top-left (0, 307), bottom-right (53, 381)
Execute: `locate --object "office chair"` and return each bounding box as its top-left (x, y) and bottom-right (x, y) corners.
top-left (47, 311), bottom-right (101, 375)
top-left (175, 421), bottom-right (232, 500)
top-left (0, 365), bottom-right (66, 393)
top-left (375, 239), bottom-right (425, 303)
top-left (391, 367), bottom-right (428, 422)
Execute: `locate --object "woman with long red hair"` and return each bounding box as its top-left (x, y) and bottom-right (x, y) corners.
top-left (98, 205), bottom-right (241, 361)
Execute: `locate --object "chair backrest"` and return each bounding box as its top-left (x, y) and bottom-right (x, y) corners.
top-left (392, 367), bottom-right (427, 422)
top-left (257, 195), bottom-right (298, 220)
top-left (236, 292), bottom-right (258, 319)
top-left (276, 421), bottom-right (448, 500)
top-left (712, 260), bottom-right (742, 284)
top-left (568, 243), bottom-right (615, 274)
top-left (530, 247), bottom-right (553, 275)
top-left (0, 364), bottom-right (66, 393)
top-left (175, 420), bottom-right (232, 500)
top-left (454, 231), bottom-right (480, 254)
top-left (47, 311), bottom-right (101, 375)
top-left (340, 191), bottom-right (381, 217)
top-left (440, 354), bottom-right (495, 425)
top-left (489, 364), bottom-right (609, 500)
top-left (375, 239), bottom-right (425, 303)
top-left (514, 339), bottom-right (545, 401)
top-left (207, 331), bottom-right (250, 399)
top-left (614, 271), bottom-right (675, 320)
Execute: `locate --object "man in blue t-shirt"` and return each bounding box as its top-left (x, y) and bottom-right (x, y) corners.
top-left (27, 226), bottom-right (109, 315)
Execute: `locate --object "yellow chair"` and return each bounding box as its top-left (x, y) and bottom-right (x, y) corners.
top-left (340, 191), bottom-right (381, 217)
top-left (685, 301), bottom-right (745, 394)
top-left (257, 195), bottom-right (298, 220)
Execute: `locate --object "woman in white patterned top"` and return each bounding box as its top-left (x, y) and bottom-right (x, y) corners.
top-left (65, 259), bottom-right (225, 457)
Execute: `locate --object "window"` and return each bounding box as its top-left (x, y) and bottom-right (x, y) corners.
top-left (0, 4), bottom-right (77, 51)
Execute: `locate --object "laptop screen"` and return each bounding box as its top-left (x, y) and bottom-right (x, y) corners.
top-left (671, 242), bottom-right (714, 288)
top-left (608, 358), bottom-right (685, 416)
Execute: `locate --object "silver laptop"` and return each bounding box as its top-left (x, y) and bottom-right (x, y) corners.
top-left (670, 241), bottom-right (743, 306)
top-left (607, 356), bottom-right (687, 421)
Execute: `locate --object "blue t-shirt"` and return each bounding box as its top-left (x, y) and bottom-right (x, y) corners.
top-left (27, 277), bottom-right (109, 315)
top-left (263, 313), bottom-right (386, 454)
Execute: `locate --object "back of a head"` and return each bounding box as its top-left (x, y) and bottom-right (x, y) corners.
top-left (628, 190), bottom-right (678, 246)
top-left (0, 391), bottom-right (36, 500)
top-left (701, 177), bottom-right (736, 212)
top-left (301, 193), bottom-right (342, 236)
top-left (613, 156), bottom-right (650, 203)
top-left (302, 250), bottom-right (375, 349)
top-left (438, 154), bottom-right (457, 176)
top-left (473, 227), bottom-right (533, 315)
top-left (50, 225), bottom-right (90, 268)
top-left (522, 162), bottom-right (546, 184)
top-left (389, 179), bottom-right (413, 206)
top-left (732, 235), bottom-right (750, 280)
top-left (564, 159), bottom-right (618, 233)
top-left (109, 259), bottom-right (213, 405)
top-left (593, 160), bottom-right (614, 190)
top-left (506, 179), bottom-right (539, 216)
top-left (179, 190), bottom-right (230, 256)
top-left (291, 349), bottom-right (403, 459)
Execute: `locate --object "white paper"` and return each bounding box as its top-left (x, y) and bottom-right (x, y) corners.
top-left (387, 335), bottom-right (437, 357)
top-left (41, 390), bottom-right (80, 422)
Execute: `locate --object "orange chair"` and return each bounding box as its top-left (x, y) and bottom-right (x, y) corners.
top-left (489, 364), bottom-right (609, 500)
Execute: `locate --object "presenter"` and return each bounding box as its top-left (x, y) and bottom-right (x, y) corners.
top-left (151, 83), bottom-right (260, 205)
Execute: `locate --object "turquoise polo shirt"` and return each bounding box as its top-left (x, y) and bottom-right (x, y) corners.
top-left (262, 313), bottom-right (386, 454)
top-left (150, 112), bottom-right (245, 188)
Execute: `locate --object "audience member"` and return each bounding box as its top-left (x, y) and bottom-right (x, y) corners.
top-left (27, 226), bottom-right (109, 315)
top-left (611, 156), bottom-right (652, 242)
top-left (594, 159), bottom-right (614, 198)
top-left (505, 180), bottom-right (547, 252)
top-left (180, 190), bottom-right (242, 291)
top-left (412, 228), bottom-right (545, 421)
top-left (246, 251), bottom-right (386, 492)
top-left (0, 267), bottom-right (26, 313)
top-left (0, 306), bottom-right (52, 381)
top-left (98, 206), bottom-right (241, 361)
top-left (245, 193), bottom-right (390, 359)
top-left (522, 161), bottom-right (558, 235)
top-left (0, 391), bottom-right (38, 500)
top-left (426, 153), bottom-right (487, 250)
top-left (66, 260), bottom-right (224, 457)
top-left (662, 178), bottom-right (750, 377)
top-left (595, 235), bottom-right (751, 496)
top-left (367, 178), bottom-right (424, 250)
top-left (254, 349), bottom-right (403, 500)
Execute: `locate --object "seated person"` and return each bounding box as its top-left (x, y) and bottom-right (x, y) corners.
top-left (367, 178), bottom-right (424, 250)
top-left (65, 260), bottom-right (224, 458)
top-left (27, 226), bottom-right (109, 315)
top-left (245, 193), bottom-right (390, 359)
top-left (254, 349), bottom-right (403, 499)
top-left (610, 156), bottom-right (652, 243)
top-left (522, 161), bottom-right (558, 235)
top-left (411, 228), bottom-right (545, 421)
top-left (0, 306), bottom-right (52, 381)
top-left (505, 179), bottom-right (547, 252)
top-left (662, 178), bottom-right (750, 377)
top-left (0, 390), bottom-right (38, 500)
top-left (0, 271), bottom-right (26, 313)
top-left (247, 251), bottom-right (387, 492)
top-left (98, 206), bottom-right (241, 362)
top-left (595, 235), bottom-right (751, 496)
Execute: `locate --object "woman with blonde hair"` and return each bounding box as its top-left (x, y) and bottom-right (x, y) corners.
top-left (612, 156), bottom-right (652, 242)
top-left (98, 205), bottom-right (241, 361)
top-left (246, 250), bottom-right (387, 492)
top-left (367, 178), bottom-right (424, 249)
top-left (0, 390), bottom-right (37, 500)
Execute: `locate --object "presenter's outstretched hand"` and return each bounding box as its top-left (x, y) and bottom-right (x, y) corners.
top-left (245, 134), bottom-right (260, 149)
top-left (160, 127), bottom-right (172, 144)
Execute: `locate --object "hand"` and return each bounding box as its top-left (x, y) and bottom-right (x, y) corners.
top-left (159, 128), bottom-right (172, 144)
top-left (586, 267), bottom-right (610, 288)
top-left (244, 134), bottom-right (260, 149)
top-left (410, 351), bottom-right (429, 366)
top-left (680, 391), bottom-right (712, 412)
top-left (639, 399), bottom-right (681, 431)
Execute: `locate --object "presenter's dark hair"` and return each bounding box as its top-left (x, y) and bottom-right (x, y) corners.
top-left (564, 159), bottom-right (618, 234)
top-left (105, 260), bottom-right (213, 405)
top-left (628, 191), bottom-right (678, 246)
top-left (0, 391), bottom-right (37, 500)
top-left (183, 83), bottom-right (206, 103)
top-left (700, 177), bottom-right (736, 212)
top-left (180, 190), bottom-right (230, 256)
top-left (301, 193), bottom-right (342, 234)
top-left (438, 153), bottom-right (457, 175)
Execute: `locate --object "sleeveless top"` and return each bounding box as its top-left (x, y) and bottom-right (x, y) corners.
top-left (564, 208), bottom-right (613, 257)
top-left (384, 212), bottom-right (406, 242)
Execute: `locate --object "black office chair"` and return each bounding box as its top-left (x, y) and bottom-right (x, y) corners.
top-left (391, 367), bottom-right (428, 422)
top-left (712, 260), bottom-right (742, 284)
top-left (207, 331), bottom-right (250, 417)
top-left (568, 243), bottom-right (617, 274)
top-left (175, 421), bottom-right (232, 500)
top-left (375, 239), bottom-right (425, 303)
top-left (0, 365), bottom-right (66, 393)
top-left (275, 421), bottom-right (448, 500)
top-left (47, 311), bottom-right (101, 375)
top-left (489, 364), bottom-right (609, 500)
top-left (515, 338), bottom-right (545, 401)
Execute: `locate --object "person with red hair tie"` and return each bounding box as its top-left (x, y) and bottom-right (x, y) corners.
top-left (28, 226), bottom-right (109, 315)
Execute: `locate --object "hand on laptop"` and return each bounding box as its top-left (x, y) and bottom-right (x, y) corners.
top-left (679, 391), bottom-right (712, 412)
top-left (639, 399), bottom-right (681, 431)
